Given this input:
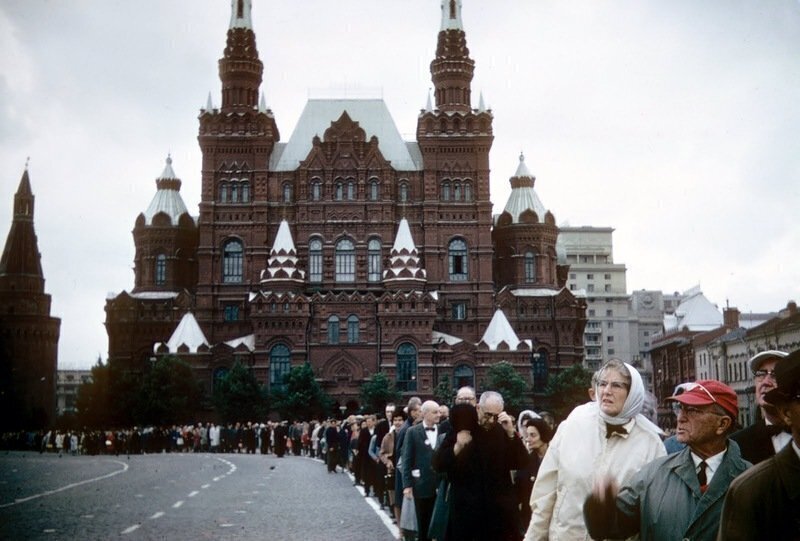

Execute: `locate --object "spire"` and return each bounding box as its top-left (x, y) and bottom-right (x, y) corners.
top-left (219, 0), bottom-right (263, 112)
top-left (260, 220), bottom-right (305, 286)
top-left (430, 0), bottom-right (475, 113)
top-left (205, 91), bottom-right (213, 112)
top-left (425, 89), bottom-right (433, 112)
top-left (478, 91), bottom-right (486, 112)
top-left (440, 0), bottom-right (464, 31)
top-left (480, 309), bottom-right (521, 350)
top-left (259, 92), bottom-right (267, 113)
top-left (229, 0), bottom-right (253, 29)
top-left (0, 168), bottom-right (45, 290)
top-left (502, 152), bottom-right (548, 224)
top-left (383, 218), bottom-right (427, 286)
top-left (142, 156), bottom-right (189, 225)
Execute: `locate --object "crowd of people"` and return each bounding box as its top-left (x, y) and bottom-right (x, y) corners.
top-left (2, 349), bottom-right (799, 540)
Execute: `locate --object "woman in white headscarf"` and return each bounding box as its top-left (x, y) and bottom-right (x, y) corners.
top-left (523, 359), bottom-right (665, 540)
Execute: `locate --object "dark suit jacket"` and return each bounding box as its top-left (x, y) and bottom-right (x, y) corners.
top-left (717, 442), bottom-right (800, 540)
top-left (731, 418), bottom-right (784, 465)
top-left (401, 423), bottom-right (440, 498)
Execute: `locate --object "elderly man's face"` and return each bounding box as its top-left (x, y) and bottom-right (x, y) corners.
top-left (674, 404), bottom-right (729, 446)
top-left (422, 405), bottom-right (441, 426)
top-left (478, 399), bottom-right (503, 430)
top-left (754, 358), bottom-right (779, 408)
top-left (455, 391), bottom-right (476, 405)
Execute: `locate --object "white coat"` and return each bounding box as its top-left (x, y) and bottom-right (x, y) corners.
top-left (524, 402), bottom-right (666, 541)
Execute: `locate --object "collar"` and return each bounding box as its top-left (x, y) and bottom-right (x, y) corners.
top-left (691, 448), bottom-right (725, 476)
top-left (601, 417), bottom-right (636, 438)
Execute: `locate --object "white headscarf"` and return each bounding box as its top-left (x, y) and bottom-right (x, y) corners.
top-left (517, 409), bottom-right (541, 436)
top-left (595, 361), bottom-right (663, 436)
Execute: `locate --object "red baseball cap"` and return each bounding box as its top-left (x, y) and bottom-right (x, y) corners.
top-left (666, 379), bottom-right (738, 419)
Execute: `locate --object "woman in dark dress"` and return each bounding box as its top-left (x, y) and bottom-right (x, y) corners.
top-left (516, 417), bottom-right (553, 534)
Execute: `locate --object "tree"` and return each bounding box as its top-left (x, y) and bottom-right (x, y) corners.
top-left (433, 376), bottom-right (454, 407)
top-left (486, 361), bottom-right (528, 415)
top-left (212, 360), bottom-right (268, 423)
top-left (271, 363), bottom-right (332, 420)
top-left (76, 359), bottom-right (112, 428)
top-left (134, 356), bottom-right (202, 426)
top-left (542, 363), bottom-right (593, 422)
top-left (360, 371), bottom-right (401, 413)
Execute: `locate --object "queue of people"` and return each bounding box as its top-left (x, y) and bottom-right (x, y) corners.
top-left (3, 349), bottom-right (799, 540)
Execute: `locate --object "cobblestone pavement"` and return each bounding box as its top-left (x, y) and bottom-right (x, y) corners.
top-left (0, 451), bottom-right (400, 540)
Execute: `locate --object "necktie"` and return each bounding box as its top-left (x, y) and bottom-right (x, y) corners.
top-left (425, 426), bottom-right (435, 431)
top-left (605, 423), bottom-right (627, 438)
top-left (698, 460), bottom-right (708, 493)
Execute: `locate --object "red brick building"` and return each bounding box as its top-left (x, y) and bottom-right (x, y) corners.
top-left (0, 168), bottom-right (61, 429)
top-left (105, 1), bottom-right (586, 412)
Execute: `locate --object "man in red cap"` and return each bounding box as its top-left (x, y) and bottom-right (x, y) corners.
top-left (583, 379), bottom-right (751, 541)
top-left (717, 351), bottom-right (800, 540)
top-left (731, 350), bottom-right (792, 464)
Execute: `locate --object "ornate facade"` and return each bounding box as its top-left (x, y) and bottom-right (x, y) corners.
top-left (105, 0), bottom-right (586, 412)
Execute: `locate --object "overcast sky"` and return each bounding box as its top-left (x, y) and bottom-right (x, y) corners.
top-left (1, 1), bottom-right (798, 370)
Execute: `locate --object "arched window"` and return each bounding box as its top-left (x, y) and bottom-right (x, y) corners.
top-left (328, 315), bottom-right (340, 344)
top-left (155, 254), bottom-right (167, 285)
top-left (219, 183), bottom-right (228, 203)
top-left (335, 238), bottom-right (355, 283)
top-left (334, 181), bottom-right (344, 201)
top-left (311, 180), bottom-right (321, 201)
top-left (283, 183), bottom-right (292, 202)
top-left (448, 238), bottom-right (468, 281)
top-left (464, 182), bottom-right (472, 201)
top-left (396, 342), bottom-right (417, 392)
top-left (532, 349), bottom-right (548, 392)
top-left (453, 364), bottom-right (475, 389)
top-left (213, 367), bottom-right (229, 393)
top-left (222, 239), bottom-right (244, 283)
top-left (399, 182), bottom-right (409, 202)
top-left (442, 181), bottom-right (451, 201)
top-left (524, 251), bottom-right (536, 283)
top-left (347, 180), bottom-right (355, 200)
top-left (270, 344), bottom-right (291, 390)
top-left (240, 181), bottom-right (250, 203)
top-left (347, 315), bottom-right (359, 344)
top-left (369, 180), bottom-right (379, 201)
top-left (454, 182), bottom-right (462, 201)
top-left (230, 183), bottom-right (239, 203)
top-left (368, 238), bottom-right (382, 282)
top-left (308, 238), bottom-right (322, 283)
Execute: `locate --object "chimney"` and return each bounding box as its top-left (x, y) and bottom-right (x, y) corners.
top-left (723, 306), bottom-right (740, 328)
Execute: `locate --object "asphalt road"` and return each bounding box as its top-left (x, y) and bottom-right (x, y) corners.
top-left (0, 451), bottom-right (400, 540)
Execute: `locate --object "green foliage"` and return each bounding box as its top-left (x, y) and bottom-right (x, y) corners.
top-left (360, 371), bottom-right (401, 413)
top-left (212, 360), bottom-right (268, 423)
top-left (76, 359), bottom-right (113, 428)
top-left (135, 356), bottom-right (203, 426)
top-left (433, 375), bottom-right (454, 407)
top-left (542, 363), bottom-right (593, 422)
top-left (271, 363), bottom-right (332, 420)
top-left (485, 361), bottom-right (528, 415)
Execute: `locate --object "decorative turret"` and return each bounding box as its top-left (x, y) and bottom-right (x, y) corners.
top-left (430, 0), bottom-right (475, 113)
top-left (219, 0), bottom-right (262, 112)
top-left (492, 153), bottom-right (560, 289)
top-left (0, 167), bottom-right (44, 293)
top-left (133, 156), bottom-right (198, 293)
top-left (260, 220), bottom-right (305, 289)
top-left (383, 218), bottom-right (427, 287)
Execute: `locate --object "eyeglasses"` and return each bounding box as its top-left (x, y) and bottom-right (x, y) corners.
top-left (753, 369), bottom-right (777, 380)
top-left (481, 411), bottom-right (500, 421)
top-left (685, 382), bottom-right (717, 404)
top-left (598, 380), bottom-right (629, 392)
top-left (672, 404), bottom-right (726, 417)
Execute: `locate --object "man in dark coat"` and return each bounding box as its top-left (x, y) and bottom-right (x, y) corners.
top-left (401, 400), bottom-right (441, 541)
top-left (273, 421), bottom-right (288, 457)
top-left (325, 419), bottom-right (341, 472)
top-left (433, 391), bottom-right (528, 541)
top-left (731, 350), bottom-right (793, 464)
top-left (717, 351), bottom-right (800, 540)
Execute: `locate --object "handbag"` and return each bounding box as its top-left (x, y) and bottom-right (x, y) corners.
top-left (399, 495), bottom-right (417, 532)
top-left (428, 478), bottom-right (450, 540)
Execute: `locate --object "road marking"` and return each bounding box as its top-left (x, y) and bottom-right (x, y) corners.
top-left (43, 529), bottom-right (56, 533)
top-left (235, 510), bottom-right (247, 514)
top-left (173, 500), bottom-right (184, 508)
top-left (213, 476), bottom-right (221, 482)
top-left (188, 490), bottom-right (199, 498)
top-left (135, 493), bottom-right (143, 498)
top-left (81, 514), bottom-right (94, 519)
top-left (346, 467), bottom-right (399, 539)
top-left (121, 525), bottom-right (140, 534)
top-left (220, 523), bottom-right (234, 528)
top-left (201, 484), bottom-right (210, 489)
top-left (0, 460), bottom-right (129, 509)
top-left (150, 512), bottom-right (164, 519)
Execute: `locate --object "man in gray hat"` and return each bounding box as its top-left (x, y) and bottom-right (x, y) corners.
top-left (717, 350), bottom-right (800, 540)
top-left (731, 350), bottom-right (792, 464)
